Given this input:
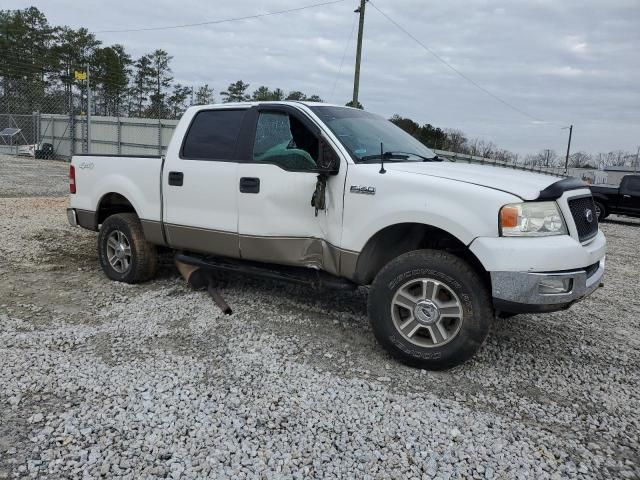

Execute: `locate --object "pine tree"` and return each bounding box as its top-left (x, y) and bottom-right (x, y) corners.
top-left (221, 80), bottom-right (250, 103)
top-left (168, 83), bottom-right (192, 118)
top-left (51, 27), bottom-right (100, 113)
top-left (147, 49), bottom-right (173, 118)
top-left (129, 55), bottom-right (153, 116)
top-left (91, 44), bottom-right (131, 115)
top-left (193, 84), bottom-right (214, 105)
top-left (285, 90), bottom-right (306, 101)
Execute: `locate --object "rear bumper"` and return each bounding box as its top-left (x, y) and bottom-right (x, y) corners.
top-left (66, 208), bottom-right (97, 230)
top-left (66, 208), bottom-right (77, 227)
top-left (491, 257), bottom-right (605, 314)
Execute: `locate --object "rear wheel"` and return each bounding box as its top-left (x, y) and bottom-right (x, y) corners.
top-left (98, 213), bottom-right (157, 283)
top-left (368, 249), bottom-right (492, 370)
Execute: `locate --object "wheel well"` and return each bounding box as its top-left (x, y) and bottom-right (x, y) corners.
top-left (97, 193), bottom-right (137, 226)
top-left (353, 223), bottom-right (489, 285)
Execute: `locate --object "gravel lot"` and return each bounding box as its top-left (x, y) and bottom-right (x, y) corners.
top-left (1, 154), bottom-right (638, 479)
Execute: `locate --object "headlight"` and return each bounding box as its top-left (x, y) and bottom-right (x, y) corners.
top-left (499, 201), bottom-right (567, 237)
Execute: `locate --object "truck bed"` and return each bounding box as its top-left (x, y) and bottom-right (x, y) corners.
top-left (590, 184), bottom-right (618, 192)
top-left (69, 154), bottom-right (164, 226)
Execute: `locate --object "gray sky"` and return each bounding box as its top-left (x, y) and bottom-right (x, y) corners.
top-left (10, 0), bottom-right (640, 155)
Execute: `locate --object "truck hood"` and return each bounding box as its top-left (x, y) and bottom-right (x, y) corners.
top-left (384, 161), bottom-right (567, 200)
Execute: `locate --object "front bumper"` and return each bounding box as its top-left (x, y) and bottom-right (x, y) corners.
top-left (491, 257), bottom-right (605, 313)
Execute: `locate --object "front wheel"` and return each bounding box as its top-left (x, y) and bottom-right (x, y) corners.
top-left (368, 250), bottom-right (493, 370)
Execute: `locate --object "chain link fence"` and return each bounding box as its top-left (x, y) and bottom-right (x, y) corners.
top-left (1, 77), bottom-right (178, 159)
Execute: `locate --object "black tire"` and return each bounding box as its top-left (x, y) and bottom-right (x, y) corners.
top-left (368, 249), bottom-right (493, 370)
top-left (98, 213), bottom-right (158, 283)
top-left (594, 201), bottom-right (607, 221)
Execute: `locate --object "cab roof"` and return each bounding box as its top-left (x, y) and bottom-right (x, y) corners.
top-left (188, 101), bottom-right (353, 110)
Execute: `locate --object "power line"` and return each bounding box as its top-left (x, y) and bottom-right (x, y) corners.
top-left (93, 0), bottom-right (348, 34)
top-left (368, 1), bottom-right (559, 126)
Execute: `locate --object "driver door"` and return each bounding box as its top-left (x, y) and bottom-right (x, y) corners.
top-left (236, 105), bottom-right (345, 275)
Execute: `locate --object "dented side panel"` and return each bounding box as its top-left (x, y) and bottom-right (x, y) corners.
top-left (237, 236), bottom-right (344, 276)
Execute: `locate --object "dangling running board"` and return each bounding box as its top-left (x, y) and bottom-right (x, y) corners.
top-left (174, 253), bottom-right (358, 291)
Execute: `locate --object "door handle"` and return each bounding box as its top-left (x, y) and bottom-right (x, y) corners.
top-left (239, 177), bottom-right (260, 193)
top-left (168, 171), bottom-right (184, 186)
top-left (623, 194), bottom-right (631, 198)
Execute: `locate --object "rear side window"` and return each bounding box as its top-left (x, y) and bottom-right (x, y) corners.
top-left (624, 177), bottom-right (640, 194)
top-left (181, 109), bottom-right (246, 160)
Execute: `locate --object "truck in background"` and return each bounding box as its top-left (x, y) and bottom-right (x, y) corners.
top-left (590, 175), bottom-right (640, 221)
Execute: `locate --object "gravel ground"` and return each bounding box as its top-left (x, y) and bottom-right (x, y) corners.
top-left (0, 154), bottom-right (69, 197)
top-left (1, 154), bottom-right (639, 479)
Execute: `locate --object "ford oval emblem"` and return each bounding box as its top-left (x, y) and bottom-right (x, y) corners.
top-left (585, 208), bottom-right (593, 223)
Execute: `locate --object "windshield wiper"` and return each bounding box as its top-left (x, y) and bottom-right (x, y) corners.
top-left (390, 151), bottom-right (441, 162)
top-left (358, 151), bottom-right (439, 163)
top-left (359, 152), bottom-right (408, 163)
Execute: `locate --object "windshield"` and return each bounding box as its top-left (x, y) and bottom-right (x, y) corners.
top-left (309, 106), bottom-right (437, 162)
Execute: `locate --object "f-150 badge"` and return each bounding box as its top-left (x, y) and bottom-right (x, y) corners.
top-left (350, 185), bottom-right (376, 195)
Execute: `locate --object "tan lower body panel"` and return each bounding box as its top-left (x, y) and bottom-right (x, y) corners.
top-left (339, 249), bottom-right (359, 280)
top-left (164, 224), bottom-right (239, 258)
top-left (140, 220), bottom-right (166, 246)
top-left (161, 223), bottom-right (360, 280)
top-left (240, 235), bottom-right (347, 277)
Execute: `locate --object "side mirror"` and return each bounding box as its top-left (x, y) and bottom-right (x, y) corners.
top-left (317, 136), bottom-right (340, 175)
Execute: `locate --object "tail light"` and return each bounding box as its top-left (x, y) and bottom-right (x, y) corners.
top-left (69, 165), bottom-right (76, 194)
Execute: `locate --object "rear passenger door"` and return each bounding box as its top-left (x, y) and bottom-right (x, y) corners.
top-left (162, 108), bottom-right (247, 257)
top-left (619, 176), bottom-right (640, 214)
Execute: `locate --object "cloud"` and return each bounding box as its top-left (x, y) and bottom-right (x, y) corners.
top-left (543, 66), bottom-right (586, 77)
top-left (563, 35), bottom-right (589, 56)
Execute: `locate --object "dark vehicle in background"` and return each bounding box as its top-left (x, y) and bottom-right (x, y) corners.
top-left (590, 175), bottom-right (640, 221)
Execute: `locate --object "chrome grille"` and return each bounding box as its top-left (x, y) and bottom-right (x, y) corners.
top-left (568, 196), bottom-right (598, 242)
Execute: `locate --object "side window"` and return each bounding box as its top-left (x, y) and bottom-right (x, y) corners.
top-left (252, 111), bottom-right (318, 170)
top-left (623, 177), bottom-right (640, 194)
top-left (181, 109), bottom-right (246, 160)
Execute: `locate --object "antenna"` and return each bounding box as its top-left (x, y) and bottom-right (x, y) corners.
top-left (379, 142), bottom-right (386, 174)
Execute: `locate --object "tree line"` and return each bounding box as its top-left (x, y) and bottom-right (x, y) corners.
top-left (390, 114), bottom-right (638, 169)
top-left (0, 7), bottom-right (324, 119)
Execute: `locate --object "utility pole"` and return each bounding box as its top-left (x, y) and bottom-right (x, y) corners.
top-left (634, 146), bottom-right (639, 174)
top-left (352, 0), bottom-right (367, 107)
top-left (563, 124), bottom-right (573, 174)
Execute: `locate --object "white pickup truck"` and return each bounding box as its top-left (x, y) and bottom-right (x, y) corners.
top-left (67, 101), bottom-right (606, 369)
